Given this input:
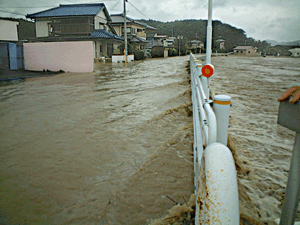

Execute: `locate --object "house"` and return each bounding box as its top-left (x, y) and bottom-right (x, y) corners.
top-left (265, 47), bottom-right (281, 56)
top-left (0, 18), bottom-right (19, 41)
top-left (189, 40), bottom-right (204, 53)
top-left (26, 3), bottom-right (123, 58)
top-left (273, 45), bottom-right (298, 56)
top-left (288, 48), bottom-right (300, 57)
top-left (145, 33), bottom-right (168, 49)
top-left (215, 39), bottom-right (225, 50)
top-left (166, 37), bottom-right (176, 47)
top-left (233, 46), bottom-right (256, 56)
top-left (24, 3), bottom-right (124, 72)
top-left (110, 14), bottom-right (156, 52)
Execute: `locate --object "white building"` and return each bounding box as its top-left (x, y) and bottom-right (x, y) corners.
top-left (0, 19), bottom-right (19, 41)
top-left (288, 48), bottom-right (300, 57)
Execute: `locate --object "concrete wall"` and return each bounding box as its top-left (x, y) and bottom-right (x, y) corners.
top-left (24, 41), bottom-right (94, 72)
top-left (112, 54), bottom-right (134, 63)
top-left (0, 19), bottom-right (19, 41)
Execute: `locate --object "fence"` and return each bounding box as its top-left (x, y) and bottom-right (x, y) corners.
top-left (190, 53), bottom-right (240, 224)
top-left (0, 42), bottom-right (24, 72)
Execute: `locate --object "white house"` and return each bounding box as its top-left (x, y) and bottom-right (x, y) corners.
top-left (0, 19), bottom-right (19, 41)
top-left (288, 48), bottom-right (300, 57)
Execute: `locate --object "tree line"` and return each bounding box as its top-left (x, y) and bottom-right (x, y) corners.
top-left (139, 19), bottom-right (270, 52)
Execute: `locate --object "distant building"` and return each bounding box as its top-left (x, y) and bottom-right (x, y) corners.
top-left (288, 48), bottom-right (300, 57)
top-left (111, 14), bottom-right (156, 52)
top-left (274, 45), bottom-right (299, 56)
top-left (215, 39), bottom-right (225, 50)
top-left (190, 40), bottom-right (204, 53)
top-left (166, 37), bottom-right (175, 47)
top-left (233, 46), bottom-right (256, 56)
top-left (145, 33), bottom-right (168, 49)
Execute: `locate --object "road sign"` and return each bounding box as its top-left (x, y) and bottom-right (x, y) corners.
top-left (202, 64), bottom-right (214, 78)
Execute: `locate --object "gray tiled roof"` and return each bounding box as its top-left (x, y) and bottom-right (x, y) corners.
top-left (90, 29), bottom-right (123, 40)
top-left (130, 36), bottom-right (148, 43)
top-left (27, 3), bottom-right (105, 18)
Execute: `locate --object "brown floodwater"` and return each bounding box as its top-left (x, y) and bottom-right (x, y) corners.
top-left (0, 56), bottom-right (194, 225)
top-left (1, 55), bottom-right (299, 225)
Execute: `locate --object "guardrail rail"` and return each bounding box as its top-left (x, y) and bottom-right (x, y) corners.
top-left (190, 53), bottom-right (240, 224)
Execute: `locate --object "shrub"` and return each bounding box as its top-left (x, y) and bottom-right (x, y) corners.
top-left (133, 49), bottom-right (145, 60)
top-left (168, 48), bottom-right (178, 56)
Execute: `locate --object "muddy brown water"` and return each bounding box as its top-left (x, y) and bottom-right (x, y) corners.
top-left (0, 55), bottom-right (299, 224)
top-left (0, 56), bottom-right (194, 225)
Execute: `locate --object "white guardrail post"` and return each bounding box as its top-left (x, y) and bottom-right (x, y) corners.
top-left (213, 95), bottom-right (232, 145)
top-left (190, 52), bottom-right (239, 224)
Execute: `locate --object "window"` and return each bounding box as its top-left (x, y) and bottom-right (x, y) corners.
top-left (100, 45), bottom-right (103, 53)
top-left (122, 27), bottom-right (131, 34)
top-left (241, 51), bottom-right (243, 53)
top-left (99, 23), bottom-right (107, 31)
top-left (248, 51), bottom-right (250, 53)
top-left (71, 18), bottom-right (87, 24)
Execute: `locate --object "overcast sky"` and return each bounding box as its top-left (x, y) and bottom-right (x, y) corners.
top-left (1, 0), bottom-right (299, 42)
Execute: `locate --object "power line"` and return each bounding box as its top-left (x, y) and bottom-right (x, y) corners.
top-left (0, 9), bottom-right (26, 16)
top-left (127, 1), bottom-right (149, 19)
top-left (109, 0), bottom-right (121, 12)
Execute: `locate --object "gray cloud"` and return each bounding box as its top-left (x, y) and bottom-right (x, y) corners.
top-left (1, 0), bottom-right (299, 42)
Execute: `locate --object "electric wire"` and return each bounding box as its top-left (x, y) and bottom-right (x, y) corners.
top-left (0, 9), bottom-right (26, 16)
top-left (127, 1), bottom-right (148, 19)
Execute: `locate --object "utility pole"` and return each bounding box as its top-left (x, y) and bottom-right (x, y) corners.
top-left (179, 36), bottom-right (180, 56)
top-left (124, 0), bottom-right (128, 63)
top-left (178, 35), bottom-right (183, 56)
top-left (206, 0), bottom-right (212, 64)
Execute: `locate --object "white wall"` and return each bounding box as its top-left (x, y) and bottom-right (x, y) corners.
top-left (24, 41), bottom-right (94, 73)
top-left (112, 55), bottom-right (134, 63)
top-left (36, 19), bottom-right (51, 37)
top-left (0, 19), bottom-right (19, 41)
top-left (94, 10), bottom-right (107, 29)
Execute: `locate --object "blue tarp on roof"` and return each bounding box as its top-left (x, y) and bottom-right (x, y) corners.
top-left (90, 29), bottom-right (123, 40)
top-left (27, 3), bottom-right (105, 18)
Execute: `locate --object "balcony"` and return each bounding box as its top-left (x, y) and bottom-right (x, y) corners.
top-left (52, 23), bottom-right (94, 36)
top-left (136, 32), bottom-right (146, 39)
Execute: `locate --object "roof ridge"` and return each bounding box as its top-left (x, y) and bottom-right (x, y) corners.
top-left (59, 3), bottom-right (104, 7)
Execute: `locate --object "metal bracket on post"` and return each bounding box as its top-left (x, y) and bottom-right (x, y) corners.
top-left (277, 87), bottom-right (300, 225)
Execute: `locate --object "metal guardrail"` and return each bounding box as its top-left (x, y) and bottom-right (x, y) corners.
top-left (190, 53), bottom-right (240, 224)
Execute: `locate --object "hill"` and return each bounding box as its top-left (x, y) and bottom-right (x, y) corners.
top-left (266, 39), bottom-right (300, 46)
top-left (139, 19), bottom-right (270, 52)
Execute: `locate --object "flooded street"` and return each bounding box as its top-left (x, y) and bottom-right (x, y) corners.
top-left (0, 56), bottom-right (194, 224)
top-left (1, 55), bottom-right (299, 224)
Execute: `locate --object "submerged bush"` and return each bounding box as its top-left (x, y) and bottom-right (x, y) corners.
top-left (133, 49), bottom-right (145, 60)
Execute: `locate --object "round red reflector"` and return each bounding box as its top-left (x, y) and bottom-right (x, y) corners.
top-left (201, 64), bottom-right (214, 78)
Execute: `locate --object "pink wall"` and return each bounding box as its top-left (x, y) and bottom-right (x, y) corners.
top-left (24, 41), bottom-right (94, 73)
